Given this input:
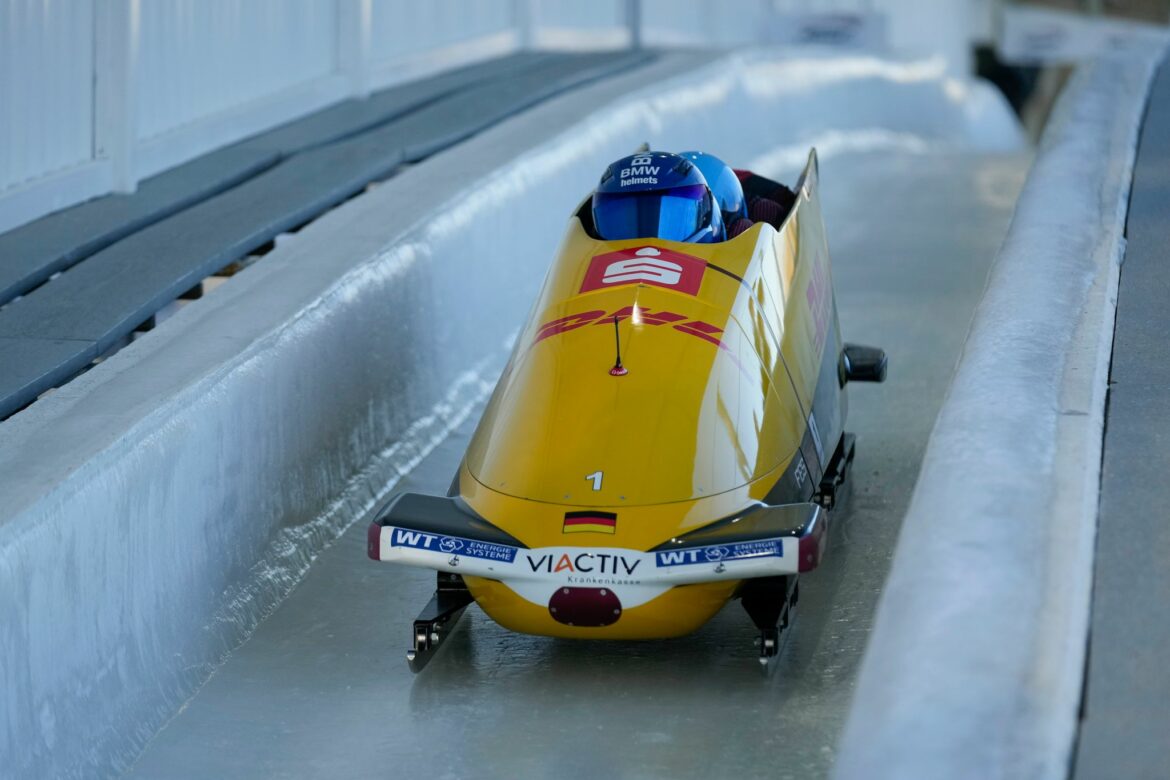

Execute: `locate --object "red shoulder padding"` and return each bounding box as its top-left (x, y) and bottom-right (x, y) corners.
top-left (727, 217), bottom-right (755, 238)
top-left (748, 198), bottom-right (786, 228)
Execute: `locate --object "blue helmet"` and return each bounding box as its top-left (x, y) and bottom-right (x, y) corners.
top-left (679, 151), bottom-right (747, 225)
top-left (592, 152), bottom-right (724, 243)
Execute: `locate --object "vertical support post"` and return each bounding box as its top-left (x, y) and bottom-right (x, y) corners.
top-left (625, 0), bottom-right (642, 49)
top-left (338, 0), bottom-right (373, 99)
top-left (94, 0), bottom-right (138, 193)
top-left (515, 0), bottom-right (538, 50)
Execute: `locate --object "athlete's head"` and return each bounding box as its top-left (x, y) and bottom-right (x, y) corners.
top-left (592, 151), bottom-right (724, 243)
top-left (679, 151), bottom-right (748, 226)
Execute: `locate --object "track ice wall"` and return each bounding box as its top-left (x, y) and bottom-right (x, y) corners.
top-left (835, 42), bottom-right (1167, 780)
top-left (0, 50), bottom-right (1020, 779)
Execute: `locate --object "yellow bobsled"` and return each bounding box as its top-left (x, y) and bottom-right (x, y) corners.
top-left (368, 150), bottom-right (886, 671)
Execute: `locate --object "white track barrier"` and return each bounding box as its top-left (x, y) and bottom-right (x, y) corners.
top-left (0, 51), bottom-right (1020, 778)
top-left (834, 43), bottom-right (1166, 780)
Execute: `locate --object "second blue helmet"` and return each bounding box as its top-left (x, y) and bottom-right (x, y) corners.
top-left (679, 151), bottom-right (748, 226)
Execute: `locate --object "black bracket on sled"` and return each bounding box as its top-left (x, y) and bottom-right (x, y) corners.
top-left (842, 343), bottom-right (888, 384)
top-left (406, 572), bottom-right (474, 673)
top-left (740, 575), bottom-right (800, 670)
top-left (816, 433), bottom-right (856, 511)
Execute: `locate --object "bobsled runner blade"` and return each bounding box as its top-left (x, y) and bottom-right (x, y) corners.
top-left (406, 572), bottom-right (473, 673)
top-left (817, 433), bottom-right (856, 510)
top-left (741, 575), bottom-right (800, 675)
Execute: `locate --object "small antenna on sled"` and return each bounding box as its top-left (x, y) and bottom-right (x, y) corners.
top-left (609, 315), bottom-right (628, 377)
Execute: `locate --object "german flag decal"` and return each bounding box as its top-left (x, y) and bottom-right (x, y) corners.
top-left (562, 511), bottom-right (617, 534)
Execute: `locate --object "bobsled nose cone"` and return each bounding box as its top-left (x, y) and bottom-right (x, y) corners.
top-left (548, 587), bottom-right (623, 627)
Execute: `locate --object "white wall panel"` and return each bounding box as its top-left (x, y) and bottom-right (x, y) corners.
top-left (889, 0), bottom-right (971, 74)
top-left (641, 0), bottom-right (764, 46)
top-left (135, 0), bottom-right (338, 142)
top-left (0, 0), bottom-right (96, 193)
top-left (769, 0), bottom-right (972, 73)
top-left (535, 0), bottom-right (624, 29)
top-left (368, 0), bottom-right (515, 61)
top-left (531, 0), bottom-right (630, 48)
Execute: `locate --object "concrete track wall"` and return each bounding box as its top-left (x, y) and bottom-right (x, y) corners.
top-left (0, 51), bottom-right (1020, 778)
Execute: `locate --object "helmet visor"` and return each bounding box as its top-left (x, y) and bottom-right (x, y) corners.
top-left (594, 185), bottom-right (710, 242)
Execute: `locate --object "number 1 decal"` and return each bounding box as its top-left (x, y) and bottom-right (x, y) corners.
top-left (586, 471), bottom-right (603, 491)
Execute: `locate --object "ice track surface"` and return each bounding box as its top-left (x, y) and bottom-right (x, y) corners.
top-left (124, 149), bottom-right (1029, 779)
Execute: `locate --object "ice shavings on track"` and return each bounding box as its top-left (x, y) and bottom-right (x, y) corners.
top-left (210, 359), bottom-right (500, 640)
